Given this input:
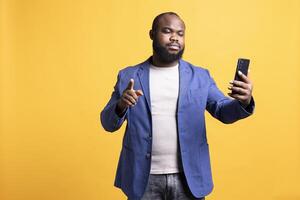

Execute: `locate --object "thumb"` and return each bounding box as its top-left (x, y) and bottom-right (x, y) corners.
top-left (126, 79), bottom-right (134, 90)
top-left (135, 89), bottom-right (144, 96)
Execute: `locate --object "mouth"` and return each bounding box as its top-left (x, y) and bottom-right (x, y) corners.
top-left (167, 43), bottom-right (180, 51)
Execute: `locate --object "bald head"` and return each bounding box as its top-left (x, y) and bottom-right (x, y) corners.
top-left (151, 12), bottom-right (185, 33)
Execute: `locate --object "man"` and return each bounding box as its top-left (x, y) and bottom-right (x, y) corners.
top-left (101, 12), bottom-right (254, 200)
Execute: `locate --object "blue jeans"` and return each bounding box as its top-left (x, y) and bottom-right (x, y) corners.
top-left (138, 173), bottom-right (205, 200)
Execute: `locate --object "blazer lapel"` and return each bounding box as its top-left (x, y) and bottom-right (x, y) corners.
top-left (137, 59), bottom-right (151, 112)
top-left (178, 59), bottom-right (190, 108)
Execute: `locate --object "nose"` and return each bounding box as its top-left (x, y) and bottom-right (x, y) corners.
top-left (170, 34), bottom-right (178, 42)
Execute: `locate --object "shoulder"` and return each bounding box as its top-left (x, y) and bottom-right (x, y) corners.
top-left (118, 59), bottom-right (148, 77)
top-left (180, 59), bottom-right (211, 78)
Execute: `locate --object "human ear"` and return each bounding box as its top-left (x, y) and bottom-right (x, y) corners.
top-left (149, 30), bottom-right (154, 40)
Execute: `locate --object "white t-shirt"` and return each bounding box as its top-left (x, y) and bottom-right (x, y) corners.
top-left (149, 63), bottom-right (182, 174)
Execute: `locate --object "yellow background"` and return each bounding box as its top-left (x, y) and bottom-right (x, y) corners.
top-left (1, 0), bottom-right (300, 199)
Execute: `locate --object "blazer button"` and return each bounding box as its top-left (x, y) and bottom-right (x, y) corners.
top-left (146, 153), bottom-right (151, 159)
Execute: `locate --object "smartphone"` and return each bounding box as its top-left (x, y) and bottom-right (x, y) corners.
top-left (234, 58), bottom-right (250, 81)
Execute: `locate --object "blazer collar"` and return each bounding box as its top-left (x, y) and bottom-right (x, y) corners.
top-left (137, 57), bottom-right (190, 112)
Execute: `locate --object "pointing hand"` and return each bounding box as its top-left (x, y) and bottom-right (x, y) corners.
top-left (116, 79), bottom-right (143, 115)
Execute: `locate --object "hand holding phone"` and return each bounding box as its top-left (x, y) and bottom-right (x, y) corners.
top-left (228, 58), bottom-right (253, 106)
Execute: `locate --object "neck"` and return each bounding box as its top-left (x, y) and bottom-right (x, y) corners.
top-left (151, 54), bottom-right (179, 67)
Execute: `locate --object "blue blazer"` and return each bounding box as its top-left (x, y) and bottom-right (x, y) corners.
top-left (101, 58), bottom-right (254, 200)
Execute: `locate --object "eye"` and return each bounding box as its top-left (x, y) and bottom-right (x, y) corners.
top-left (162, 28), bottom-right (171, 33)
top-left (178, 31), bottom-right (184, 37)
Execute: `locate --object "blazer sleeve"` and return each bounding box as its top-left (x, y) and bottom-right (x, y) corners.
top-left (100, 71), bottom-right (128, 132)
top-left (205, 70), bottom-right (255, 124)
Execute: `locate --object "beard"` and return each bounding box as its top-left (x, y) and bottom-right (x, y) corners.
top-left (152, 38), bottom-right (184, 64)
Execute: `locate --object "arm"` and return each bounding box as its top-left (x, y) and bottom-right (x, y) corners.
top-left (206, 70), bottom-right (255, 124)
top-left (100, 73), bottom-right (143, 132)
top-left (100, 72), bottom-right (127, 132)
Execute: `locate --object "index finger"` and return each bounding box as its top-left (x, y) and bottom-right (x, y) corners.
top-left (126, 79), bottom-right (134, 90)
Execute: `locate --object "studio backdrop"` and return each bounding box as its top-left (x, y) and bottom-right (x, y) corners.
top-left (1, 0), bottom-right (300, 199)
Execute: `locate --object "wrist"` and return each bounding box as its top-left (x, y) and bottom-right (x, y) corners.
top-left (241, 97), bottom-right (251, 107)
top-left (116, 100), bottom-right (127, 117)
